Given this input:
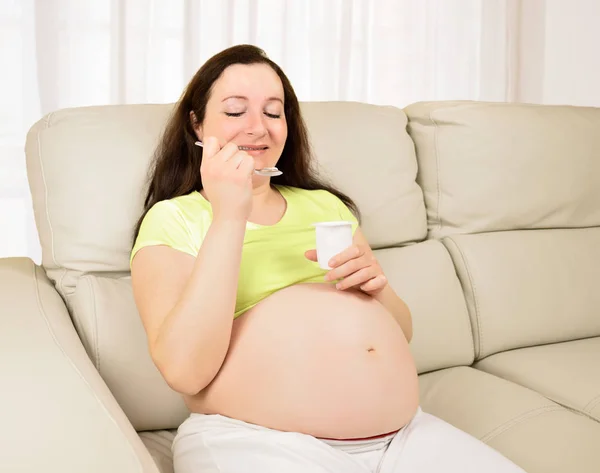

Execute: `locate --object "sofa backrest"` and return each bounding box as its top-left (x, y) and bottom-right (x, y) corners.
top-left (25, 101), bottom-right (475, 431)
top-left (406, 101), bottom-right (600, 359)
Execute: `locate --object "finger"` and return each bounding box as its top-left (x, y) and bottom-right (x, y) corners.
top-left (304, 249), bottom-right (318, 262)
top-left (224, 150), bottom-right (247, 170)
top-left (325, 253), bottom-right (370, 281)
top-left (336, 267), bottom-right (380, 290)
top-left (359, 274), bottom-right (388, 293)
top-left (216, 142), bottom-right (240, 162)
top-left (201, 136), bottom-right (221, 160)
top-left (328, 244), bottom-right (364, 269)
top-left (236, 153), bottom-right (256, 177)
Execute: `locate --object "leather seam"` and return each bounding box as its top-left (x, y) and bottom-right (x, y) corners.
top-left (85, 276), bottom-right (100, 372)
top-left (444, 237), bottom-right (483, 358)
top-left (583, 393), bottom-right (600, 414)
top-left (39, 113), bottom-right (69, 306)
top-left (39, 112), bottom-right (57, 267)
top-left (31, 262), bottom-right (144, 472)
top-left (479, 405), bottom-right (563, 443)
top-left (429, 110), bottom-right (442, 233)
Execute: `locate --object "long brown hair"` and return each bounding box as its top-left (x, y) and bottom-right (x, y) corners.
top-left (133, 44), bottom-right (360, 243)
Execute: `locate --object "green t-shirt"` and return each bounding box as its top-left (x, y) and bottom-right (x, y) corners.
top-left (131, 185), bottom-right (358, 317)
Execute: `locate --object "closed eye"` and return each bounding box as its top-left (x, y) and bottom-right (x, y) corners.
top-left (224, 111), bottom-right (281, 119)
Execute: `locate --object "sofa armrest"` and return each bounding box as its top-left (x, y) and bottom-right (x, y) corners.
top-left (0, 258), bottom-right (160, 473)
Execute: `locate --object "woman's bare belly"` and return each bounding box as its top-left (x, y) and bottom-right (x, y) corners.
top-left (184, 283), bottom-right (419, 439)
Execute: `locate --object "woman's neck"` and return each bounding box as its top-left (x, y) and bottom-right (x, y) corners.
top-left (251, 182), bottom-right (275, 207)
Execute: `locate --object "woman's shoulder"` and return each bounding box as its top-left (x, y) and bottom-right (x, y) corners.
top-left (140, 191), bottom-right (211, 237)
top-left (171, 190), bottom-right (210, 211)
top-left (131, 191), bottom-right (210, 265)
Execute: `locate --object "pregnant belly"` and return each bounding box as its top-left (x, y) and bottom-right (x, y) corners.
top-left (185, 283), bottom-right (420, 439)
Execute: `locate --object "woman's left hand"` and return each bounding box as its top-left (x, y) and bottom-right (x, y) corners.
top-left (304, 245), bottom-right (388, 296)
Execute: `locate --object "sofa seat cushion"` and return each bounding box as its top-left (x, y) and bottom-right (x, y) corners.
top-left (139, 430), bottom-right (176, 473)
top-left (419, 366), bottom-right (600, 473)
top-left (475, 337), bottom-right (600, 423)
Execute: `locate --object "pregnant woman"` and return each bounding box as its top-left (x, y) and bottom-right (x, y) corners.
top-left (130, 44), bottom-right (525, 473)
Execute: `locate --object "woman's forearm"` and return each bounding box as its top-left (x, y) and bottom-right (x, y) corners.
top-left (373, 284), bottom-right (413, 342)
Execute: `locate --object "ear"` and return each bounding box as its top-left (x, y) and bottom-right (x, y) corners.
top-left (189, 111), bottom-right (203, 139)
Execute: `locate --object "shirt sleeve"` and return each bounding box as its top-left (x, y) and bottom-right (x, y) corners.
top-left (130, 200), bottom-right (197, 266)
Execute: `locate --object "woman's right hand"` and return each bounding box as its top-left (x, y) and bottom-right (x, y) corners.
top-left (200, 136), bottom-right (255, 222)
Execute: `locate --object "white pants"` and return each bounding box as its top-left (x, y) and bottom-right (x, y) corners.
top-left (172, 408), bottom-right (526, 473)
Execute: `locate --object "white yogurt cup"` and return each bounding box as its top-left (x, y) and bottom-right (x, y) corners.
top-left (312, 221), bottom-right (354, 270)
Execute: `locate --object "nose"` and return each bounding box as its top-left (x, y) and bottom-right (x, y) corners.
top-left (245, 110), bottom-right (267, 137)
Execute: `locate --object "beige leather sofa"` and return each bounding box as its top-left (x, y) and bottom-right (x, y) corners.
top-left (2, 100), bottom-right (599, 473)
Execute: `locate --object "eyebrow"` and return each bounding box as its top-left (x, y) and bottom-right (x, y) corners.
top-left (222, 95), bottom-right (284, 104)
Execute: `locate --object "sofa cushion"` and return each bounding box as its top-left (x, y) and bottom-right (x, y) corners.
top-left (301, 102), bottom-right (427, 248)
top-left (420, 367), bottom-right (600, 473)
top-left (404, 101), bottom-right (600, 239)
top-left (71, 274), bottom-right (189, 431)
top-left (0, 258), bottom-right (160, 473)
top-left (442, 228), bottom-right (600, 358)
top-left (376, 240), bottom-right (474, 373)
top-left (25, 104), bottom-right (172, 301)
top-left (475, 337), bottom-right (600, 423)
top-left (25, 102), bottom-right (426, 305)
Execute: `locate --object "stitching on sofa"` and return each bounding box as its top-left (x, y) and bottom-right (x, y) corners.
top-left (58, 268), bottom-right (67, 296)
top-left (556, 399), bottom-right (600, 423)
top-left (84, 276), bottom-right (101, 372)
top-left (39, 113), bottom-right (71, 304)
top-left (583, 393), bottom-right (600, 414)
top-left (31, 261), bottom-right (143, 473)
top-left (480, 405), bottom-right (563, 443)
top-left (443, 237), bottom-right (483, 358)
top-left (429, 110), bottom-right (442, 232)
top-left (475, 365), bottom-right (600, 423)
top-left (39, 112), bottom-right (58, 267)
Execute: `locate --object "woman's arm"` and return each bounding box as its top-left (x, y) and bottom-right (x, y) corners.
top-left (132, 217), bottom-right (247, 396)
top-left (351, 228), bottom-right (413, 342)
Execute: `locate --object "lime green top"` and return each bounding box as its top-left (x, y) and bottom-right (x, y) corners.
top-left (130, 185), bottom-right (359, 317)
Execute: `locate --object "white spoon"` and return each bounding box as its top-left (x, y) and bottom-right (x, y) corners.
top-left (194, 141), bottom-right (283, 177)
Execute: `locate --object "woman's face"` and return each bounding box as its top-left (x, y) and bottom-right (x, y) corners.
top-left (195, 63), bottom-right (288, 172)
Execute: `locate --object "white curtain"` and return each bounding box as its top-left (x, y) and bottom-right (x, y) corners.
top-left (1, 0), bottom-right (522, 263)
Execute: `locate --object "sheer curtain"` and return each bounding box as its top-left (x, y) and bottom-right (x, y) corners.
top-left (0, 0), bottom-right (522, 263)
